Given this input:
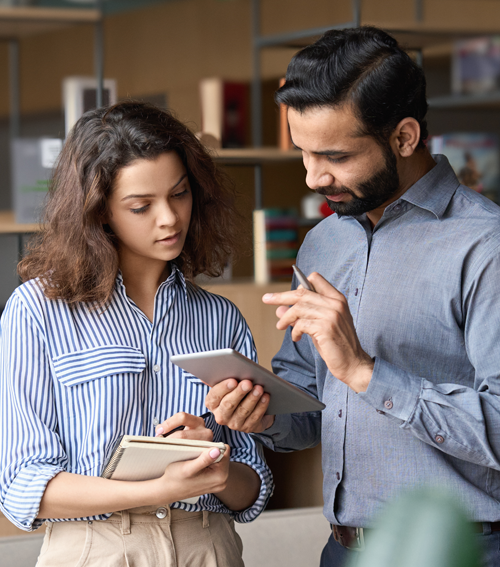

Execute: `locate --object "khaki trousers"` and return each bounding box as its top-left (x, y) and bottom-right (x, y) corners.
top-left (36, 505), bottom-right (245, 567)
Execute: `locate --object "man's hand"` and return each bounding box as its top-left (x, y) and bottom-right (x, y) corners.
top-left (205, 379), bottom-right (275, 433)
top-left (263, 271), bottom-right (374, 393)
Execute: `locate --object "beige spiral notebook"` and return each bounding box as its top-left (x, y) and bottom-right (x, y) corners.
top-left (101, 435), bottom-right (226, 504)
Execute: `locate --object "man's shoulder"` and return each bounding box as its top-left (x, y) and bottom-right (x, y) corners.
top-left (449, 184), bottom-right (500, 231)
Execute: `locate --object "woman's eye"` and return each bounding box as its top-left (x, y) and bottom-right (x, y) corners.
top-left (173, 188), bottom-right (189, 198)
top-left (130, 205), bottom-right (149, 214)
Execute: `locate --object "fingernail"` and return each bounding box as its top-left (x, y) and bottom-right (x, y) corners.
top-left (261, 396), bottom-right (268, 404)
top-left (210, 448), bottom-right (221, 459)
top-left (241, 382), bottom-right (251, 392)
top-left (156, 426), bottom-right (164, 435)
top-left (263, 293), bottom-right (273, 301)
top-left (252, 388), bottom-right (261, 397)
top-left (227, 381), bottom-right (236, 389)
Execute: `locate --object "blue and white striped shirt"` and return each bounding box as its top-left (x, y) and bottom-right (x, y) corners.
top-left (0, 264), bottom-right (273, 531)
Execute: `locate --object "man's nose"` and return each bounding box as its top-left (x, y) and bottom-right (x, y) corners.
top-left (305, 158), bottom-right (334, 190)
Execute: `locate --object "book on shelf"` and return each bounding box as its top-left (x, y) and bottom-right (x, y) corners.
top-left (452, 36), bottom-right (500, 95)
top-left (430, 133), bottom-right (500, 200)
top-left (253, 208), bottom-right (299, 284)
top-left (278, 77), bottom-right (293, 151)
top-left (63, 76), bottom-right (117, 136)
top-left (199, 78), bottom-right (249, 148)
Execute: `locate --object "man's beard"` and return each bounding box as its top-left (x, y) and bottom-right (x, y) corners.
top-left (317, 145), bottom-right (400, 217)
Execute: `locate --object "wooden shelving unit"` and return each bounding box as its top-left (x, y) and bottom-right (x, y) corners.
top-left (0, 6), bottom-right (99, 39)
top-left (0, 210), bottom-right (38, 234)
top-left (213, 148), bottom-right (302, 165)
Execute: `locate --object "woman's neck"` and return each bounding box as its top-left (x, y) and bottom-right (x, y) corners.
top-left (119, 257), bottom-right (170, 323)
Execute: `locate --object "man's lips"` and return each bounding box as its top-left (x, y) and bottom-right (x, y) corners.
top-left (324, 193), bottom-right (348, 202)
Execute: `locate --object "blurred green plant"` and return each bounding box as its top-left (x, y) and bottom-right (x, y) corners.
top-left (348, 488), bottom-right (482, 567)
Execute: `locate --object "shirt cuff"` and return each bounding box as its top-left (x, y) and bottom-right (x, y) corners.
top-left (2, 464), bottom-right (66, 531)
top-left (357, 357), bottom-right (421, 423)
top-left (229, 460), bottom-right (274, 523)
top-left (251, 414), bottom-right (292, 451)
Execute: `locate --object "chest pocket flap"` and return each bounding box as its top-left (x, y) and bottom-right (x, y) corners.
top-left (182, 370), bottom-right (207, 386)
top-left (53, 345), bottom-right (146, 387)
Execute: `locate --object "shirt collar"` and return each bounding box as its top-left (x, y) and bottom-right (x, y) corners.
top-left (398, 154), bottom-right (460, 219)
top-left (115, 262), bottom-right (188, 301)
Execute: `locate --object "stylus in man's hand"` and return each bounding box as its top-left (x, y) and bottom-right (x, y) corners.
top-left (292, 264), bottom-right (316, 292)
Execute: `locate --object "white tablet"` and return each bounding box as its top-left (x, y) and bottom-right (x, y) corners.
top-left (170, 348), bottom-right (325, 415)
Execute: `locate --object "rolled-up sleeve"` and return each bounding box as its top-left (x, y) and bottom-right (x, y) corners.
top-left (0, 293), bottom-right (67, 531)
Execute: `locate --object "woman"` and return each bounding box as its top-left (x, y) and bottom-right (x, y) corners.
top-left (0, 101), bottom-right (273, 567)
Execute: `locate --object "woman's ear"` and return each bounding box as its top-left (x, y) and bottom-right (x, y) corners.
top-left (391, 118), bottom-right (421, 158)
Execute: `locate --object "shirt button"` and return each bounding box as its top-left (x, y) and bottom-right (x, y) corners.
top-left (384, 400), bottom-right (393, 410)
top-left (156, 507), bottom-right (168, 519)
top-left (435, 435), bottom-right (445, 444)
top-left (153, 364), bottom-right (161, 373)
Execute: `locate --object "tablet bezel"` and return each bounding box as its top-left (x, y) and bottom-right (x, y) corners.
top-left (171, 348), bottom-right (325, 415)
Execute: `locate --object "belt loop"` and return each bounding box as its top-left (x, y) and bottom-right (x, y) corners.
top-left (121, 510), bottom-right (131, 535)
top-left (483, 522), bottom-right (492, 536)
top-left (202, 510), bottom-right (210, 528)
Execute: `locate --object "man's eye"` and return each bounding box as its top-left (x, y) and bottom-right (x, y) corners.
top-left (327, 156), bottom-right (348, 164)
top-left (131, 205), bottom-right (149, 214)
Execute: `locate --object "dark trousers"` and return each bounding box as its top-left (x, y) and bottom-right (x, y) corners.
top-left (320, 529), bottom-right (500, 567)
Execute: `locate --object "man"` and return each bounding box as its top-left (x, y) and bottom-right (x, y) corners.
top-left (206, 26), bottom-right (500, 566)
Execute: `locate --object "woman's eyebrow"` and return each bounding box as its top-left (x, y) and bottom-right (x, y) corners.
top-left (121, 173), bottom-right (188, 201)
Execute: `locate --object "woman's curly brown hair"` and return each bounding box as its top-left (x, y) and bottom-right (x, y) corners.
top-left (18, 101), bottom-right (244, 306)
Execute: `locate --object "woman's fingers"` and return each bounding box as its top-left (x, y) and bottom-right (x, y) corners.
top-left (155, 411), bottom-right (210, 439)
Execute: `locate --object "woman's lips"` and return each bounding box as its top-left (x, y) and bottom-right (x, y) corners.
top-left (156, 232), bottom-right (181, 245)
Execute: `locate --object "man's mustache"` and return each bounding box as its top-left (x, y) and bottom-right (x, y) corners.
top-left (315, 187), bottom-right (350, 197)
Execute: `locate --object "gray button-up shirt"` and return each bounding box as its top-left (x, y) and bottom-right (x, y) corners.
top-left (256, 155), bottom-right (500, 526)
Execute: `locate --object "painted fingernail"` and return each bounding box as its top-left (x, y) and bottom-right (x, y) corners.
top-left (156, 426), bottom-right (164, 435)
top-left (210, 448), bottom-right (221, 459)
top-left (241, 382), bottom-right (251, 392)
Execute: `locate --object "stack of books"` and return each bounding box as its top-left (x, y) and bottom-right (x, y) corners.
top-left (452, 37), bottom-right (500, 95)
top-left (253, 208), bottom-right (299, 284)
top-left (430, 133), bottom-right (500, 201)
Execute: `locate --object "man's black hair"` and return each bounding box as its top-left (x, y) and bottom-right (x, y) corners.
top-left (276, 26), bottom-right (428, 148)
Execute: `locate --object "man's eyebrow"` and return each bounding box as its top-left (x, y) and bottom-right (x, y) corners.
top-left (290, 136), bottom-right (350, 157)
top-left (121, 173), bottom-right (188, 201)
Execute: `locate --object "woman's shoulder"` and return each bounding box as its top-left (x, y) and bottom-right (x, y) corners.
top-left (7, 278), bottom-right (48, 311)
top-left (185, 282), bottom-right (244, 318)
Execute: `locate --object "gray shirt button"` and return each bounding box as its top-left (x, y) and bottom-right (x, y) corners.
top-left (384, 400), bottom-right (393, 410)
top-left (156, 507), bottom-right (167, 519)
top-left (153, 364), bottom-right (161, 373)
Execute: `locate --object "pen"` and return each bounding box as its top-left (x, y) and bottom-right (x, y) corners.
top-left (162, 411), bottom-right (212, 437)
top-left (292, 264), bottom-right (316, 293)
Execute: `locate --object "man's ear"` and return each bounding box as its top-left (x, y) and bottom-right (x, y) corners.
top-left (391, 118), bottom-right (421, 158)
